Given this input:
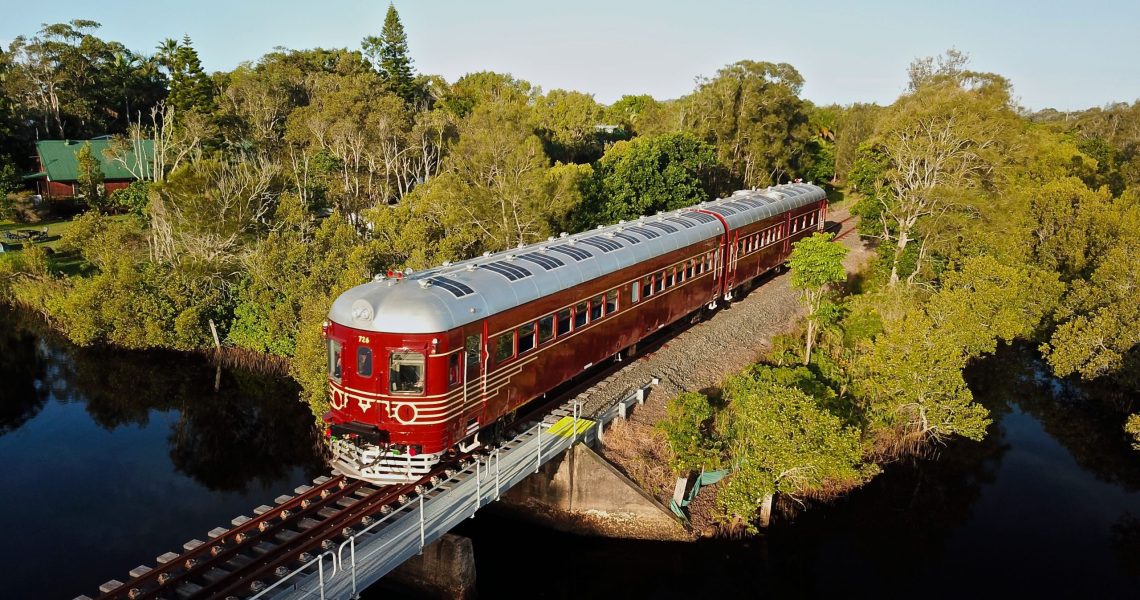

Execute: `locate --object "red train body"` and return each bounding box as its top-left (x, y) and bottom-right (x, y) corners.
top-left (323, 185), bottom-right (828, 482)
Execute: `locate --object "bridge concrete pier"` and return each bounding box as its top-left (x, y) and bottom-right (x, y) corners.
top-left (387, 533), bottom-right (476, 599)
top-left (495, 441), bottom-right (689, 541)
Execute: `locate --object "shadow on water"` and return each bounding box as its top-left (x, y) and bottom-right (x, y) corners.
top-left (0, 308), bottom-right (325, 598)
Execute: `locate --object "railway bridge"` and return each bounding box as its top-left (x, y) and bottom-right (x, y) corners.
top-left (79, 376), bottom-right (659, 600)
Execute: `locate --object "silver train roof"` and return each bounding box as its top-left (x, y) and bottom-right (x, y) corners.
top-left (330, 183), bottom-right (827, 334)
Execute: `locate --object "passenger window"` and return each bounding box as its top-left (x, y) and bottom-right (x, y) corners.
top-left (357, 346), bottom-right (373, 378)
top-left (466, 335), bottom-right (481, 373)
top-left (557, 308), bottom-right (572, 336)
top-left (574, 302), bottom-right (588, 328)
top-left (518, 323), bottom-right (536, 354)
top-left (590, 296), bottom-right (603, 321)
top-left (328, 340), bottom-right (342, 383)
top-left (642, 278), bottom-right (652, 298)
top-left (449, 353), bottom-right (460, 385)
top-left (631, 282), bottom-right (640, 303)
top-left (538, 315), bottom-right (554, 343)
top-left (389, 351), bottom-right (425, 394)
top-left (665, 270), bottom-right (675, 288)
top-left (495, 333), bottom-right (515, 362)
top-left (654, 274), bottom-right (664, 293)
top-left (605, 290), bottom-right (618, 314)
top-left (685, 260), bottom-right (693, 279)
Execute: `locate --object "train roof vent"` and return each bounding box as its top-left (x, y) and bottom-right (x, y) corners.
top-left (547, 244), bottom-right (593, 261)
top-left (516, 252), bottom-right (565, 270)
top-left (477, 261), bottom-right (532, 281)
top-left (613, 231), bottom-right (641, 245)
top-left (663, 216), bottom-right (697, 228)
top-left (685, 212), bottom-right (717, 224)
top-left (643, 221), bottom-right (679, 234)
top-left (428, 276), bottom-right (475, 298)
top-left (578, 236), bottom-right (622, 253)
top-left (624, 225), bottom-right (660, 239)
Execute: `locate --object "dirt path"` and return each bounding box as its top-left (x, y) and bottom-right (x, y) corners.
top-left (577, 206), bottom-right (875, 528)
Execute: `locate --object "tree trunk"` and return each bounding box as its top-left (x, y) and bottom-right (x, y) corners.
top-left (758, 493), bottom-right (774, 528)
top-left (803, 317), bottom-right (814, 366)
top-left (888, 228), bottom-right (910, 287)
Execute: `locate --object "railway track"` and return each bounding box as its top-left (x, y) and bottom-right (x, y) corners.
top-left (85, 214), bottom-right (861, 600)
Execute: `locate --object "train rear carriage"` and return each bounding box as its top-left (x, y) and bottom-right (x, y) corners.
top-left (323, 183), bottom-right (827, 483)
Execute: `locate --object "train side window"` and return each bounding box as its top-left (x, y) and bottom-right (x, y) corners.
top-left (328, 340), bottom-right (342, 383)
top-left (605, 289), bottom-right (618, 314)
top-left (590, 295), bottom-right (603, 321)
top-left (449, 353), bottom-right (460, 385)
top-left (685, 260), bottom-right (694, 279)
top-left (495, 333), bottom-right (515, 363)
top-left (654, 273), bottom-right (664, 293)
top-left (389, 351), bottom-right (425, 394)
top-left (642, 277), bottom-right (652, 298)
top-left (538, 315), bottom-right (554, 344)
top-left (574, 301), bottom-right (588, 328)
top-left (357, 346), bottom-right (373, 378)
top-left (631, 282), bottom-right (640, 303)
top-left (518, 323), bottom-right (536, 354)
top-left (465, 335), bottom-right (481, 374)
top-left (557, 308), bottom-right (572, 336)
top-left (665, 269), bottom-right (675, 288)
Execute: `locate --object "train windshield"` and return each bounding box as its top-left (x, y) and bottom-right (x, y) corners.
top-left (328, 340), bottom-right (343, 383)
top-left (390, 351), bottom-right (425, 394)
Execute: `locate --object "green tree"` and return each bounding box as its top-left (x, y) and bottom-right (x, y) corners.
top-left (717, 376), bottom-right (866, 529)
top-left (657, 392), bottom-right (721, 474)
top-left (368, 102), bottom-right (587, 267)
top-left (573, 132), bottom-right (726, 228)
top-left (534, 89), bottom-right (604, 163)
top-left (157, 36), bottom-right (216, 114)
top-left (76, 142), bottom-right (106, 211)
top-left (852, 50), bottom-right (1019, 286)
top-left (788, 232), bottom-right (848, 365)
top-left (682, 60), bottom-right (810, 187)
top-left (362, 4), bottom-right (418, 104)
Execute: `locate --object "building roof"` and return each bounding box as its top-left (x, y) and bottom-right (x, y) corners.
top-left (329, 183), bottom-right (827, 334)
top-left (30, 139), bottom-right (154, 182)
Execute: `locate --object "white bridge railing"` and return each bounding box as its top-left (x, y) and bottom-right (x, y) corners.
top-left (259, 378), bottom-right (657, 600)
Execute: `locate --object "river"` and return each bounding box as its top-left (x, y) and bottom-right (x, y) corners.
top-left (1, 307), bottom-right (1138, 599)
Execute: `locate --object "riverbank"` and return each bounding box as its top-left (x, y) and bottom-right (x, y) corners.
top-left (568, 205), bottom-right (875, 533)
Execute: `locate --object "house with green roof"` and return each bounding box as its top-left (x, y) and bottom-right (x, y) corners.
top-left (23, 138), bottom-right (154, 199)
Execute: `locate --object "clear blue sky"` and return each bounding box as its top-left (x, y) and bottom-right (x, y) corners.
top-left (3, 0), bottom-right (1136, 110)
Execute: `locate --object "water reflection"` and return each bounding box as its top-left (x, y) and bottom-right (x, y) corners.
top-left (0, 308), bottom-right (325, 599)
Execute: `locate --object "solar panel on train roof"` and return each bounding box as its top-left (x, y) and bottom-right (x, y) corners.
top-left (643, 221), bottom-right (679, 234)
top-left (663, 216), bottom-right (697, 228)
top-left (685, 212), bottom-right (717, 224)
top-left (428, 276), bottom-right (475, 298)
top-left (547, 244), bottom-right (593, 261)
top-left (623, 225), bottom-right (660, 239)
top-left (704, 205), bottom-right (739, 216)
top-left (733, 198), bottom-right (765, 209)
top-left (612, 232), bottom-right (640, 245)
top-left (722, 201), bottom-right (753, 212)
top-left (578, 236), bottom-right (622, 252)
top-left (477, 261), bottom-right (532, 281)
top-left (516, 252), bottom-right (565, 270)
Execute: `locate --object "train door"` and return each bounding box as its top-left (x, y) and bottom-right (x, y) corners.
top-left (463, 328), bottom-right (485, 419)
top-left (725, 230), bottom-right (739, 295)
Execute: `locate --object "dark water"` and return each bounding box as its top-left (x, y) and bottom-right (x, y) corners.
top-left (0, 309), bottom-right (325, 599)
top-left (3, 306), bottom-right (1140, 600)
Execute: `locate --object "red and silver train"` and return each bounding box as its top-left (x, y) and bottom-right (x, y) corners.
top-left (323, 183), bottom-right (828, 482)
